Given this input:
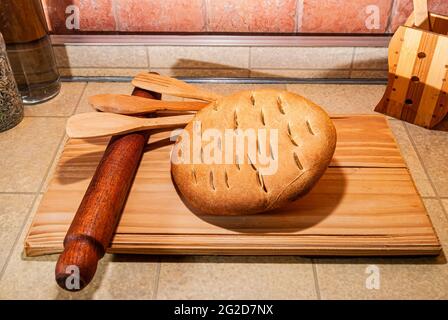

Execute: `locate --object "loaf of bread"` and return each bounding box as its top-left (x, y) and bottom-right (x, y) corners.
top-left (171, 89), bottom-right (336, 215)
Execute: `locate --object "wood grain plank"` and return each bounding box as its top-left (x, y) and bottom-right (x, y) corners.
top-left (401, 31), bottom-right (438, 123)
top-left (375, 27), bottom-right (405, 115)
top-left (387, 27), bottom-right (422, 119)
top-left (24, 115), bottom-right (441, 257)
top-left (414, 36), bottom-right (448, 127)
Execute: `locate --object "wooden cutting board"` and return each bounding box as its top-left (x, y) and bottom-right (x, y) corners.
top-left (25, 115), bottom-right (441, 256)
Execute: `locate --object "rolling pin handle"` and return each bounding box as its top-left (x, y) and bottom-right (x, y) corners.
top-left (54, 80), bottom-right (160, 292)
top-left (55, 237), bottom-right (103, 291)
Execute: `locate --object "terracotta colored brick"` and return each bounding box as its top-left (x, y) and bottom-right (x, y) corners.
top-left (206, 0), bottom-right (297, 33)
top-left (116, 0), bottom-right (206, 32)
top-left (300, 0), bottom-right (393, 33)
top-left (43, 0), bottom-right (116, 33)
top-left (430, 0), bottom-right (448, 15)
top-left (390, 0), bottom-right (448, 32)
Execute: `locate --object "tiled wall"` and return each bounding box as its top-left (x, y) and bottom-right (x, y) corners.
top-left (55, 45), bottom-right (389, 78)
top-left (42, 0), bottom-right (448, 34)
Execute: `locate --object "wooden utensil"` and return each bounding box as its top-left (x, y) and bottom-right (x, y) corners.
top-left (66, 112), bottom-right (194, 139)
top-left (132, 72), bottom-right (222, 102)
top-left (89, 94), bottom-right (209, 115)
top-left (55, 85), bottom-right (161, 291)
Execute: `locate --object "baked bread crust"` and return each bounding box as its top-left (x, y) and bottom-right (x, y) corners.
top-left (171, 89), bottom-right (337, 215)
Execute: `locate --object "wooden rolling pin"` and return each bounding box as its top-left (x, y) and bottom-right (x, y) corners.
top-left (55, 85), bottom-right (161, 291)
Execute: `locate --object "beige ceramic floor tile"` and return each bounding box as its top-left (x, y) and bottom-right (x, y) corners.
top-left (387, 120), bottom-right (435, 197)
top-left (75, 82), bottom-right (135, 114)
top-left (0, 196), bottom-right (159, 300)
top-left (156, 256), bottom-right (316, 300)
top-left (315, 199), bottom-right (448, 300)
top-left (350, 70), bottom-right (388, 79)
top-left (286, 84), bottom-right (386, 115)
top-left (24, 82), bottom-right (86, 117)
top-left (54, 45), bottom-right (148, 69)
top-left (194, 83), bottom-right (287, 97)
top-left (0, 194), bottom-right (35, 272)
top-left (250, 47), bottom-right (353, 69)
top-left (151, 68), bottom-right (250, 78)
top-left (0, 252), bottom-right (159, 300)
top-left (147, 46), bottom-right (250, 69)
top-left (352, 47), bottom-right (388, 70)
top-left (0, 248), bottom-right (159, 299)
top-left (405, 122), bottom-right (448, 197)
top-left (0, 117), bottom-right (67, 192)
top-left (250, 69), bottom-right (351, 79)
top-left (59, 68), bottom-right (148, 77)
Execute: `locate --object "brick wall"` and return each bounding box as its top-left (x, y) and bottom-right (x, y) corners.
top-left (42, 0), bottom-right (448, 35)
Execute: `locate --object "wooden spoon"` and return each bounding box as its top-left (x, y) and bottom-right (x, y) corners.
top-left (132, 73), bottom-right (222, 102)
top-left (67, 112), bottom-right (194, 139)
top-left (89, 94), bottom-right (209, 115)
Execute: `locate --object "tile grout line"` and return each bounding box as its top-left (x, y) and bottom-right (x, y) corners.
top-left (146, 46), bottom-right (151, 72)
top-left (403, 123), bottom-right (448, 221)
top-left (72, 82), bottom-right (89, 115)
top-left (203, 0), bottom-right (209, 33)
top-left (348, 47), bottom-right (356, 78)
top-left (311, 259), bottom-right (321, 300)
top-left (24, 115), bottom-right (72, 118)
top-left (111, 0), bottom-right (119, 31)
top-left (0, 82), bottom-right (88, 283)
top-left (0, 192), bottom-right (36, 195)
top-left (248, 46), bottom-right (252, 77)
top-left (62, 76), bottom-right (388, 87)
top-left (59, 67), bottom-right (387, 71)
top-left (0, 131), bottom-right (69, 282)
top-left (404, 123), bottom-right (441, 199)
top-left (59, 67), bottom-right (154, 70)
top-left (385, 0), bottom-right (397, 34)
top-left (151, 259), bottom-right (162, 300)
top-left (388, 119), bottom-right (436, 198)
top-left (295, 0), bottom-right (304, 33)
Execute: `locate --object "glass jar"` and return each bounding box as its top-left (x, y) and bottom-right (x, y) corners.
top-left (0, 0), bottom-right (60, 104)
top-left (0, 32), bottom-right (23, 132)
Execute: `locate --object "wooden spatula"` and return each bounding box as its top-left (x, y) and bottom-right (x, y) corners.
top-left (89, 94), bottom-right (209, 115)
top-left (132, 73), bottom-right (222, 102)
top-left (67, 112), bottom-right (194, 139)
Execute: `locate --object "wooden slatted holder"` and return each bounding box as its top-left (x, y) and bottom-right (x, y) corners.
top-left (375, 0), bottom-right (448, 128)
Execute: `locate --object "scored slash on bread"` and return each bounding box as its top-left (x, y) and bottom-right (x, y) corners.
top-left (171, 89), bottom-right (337, 216)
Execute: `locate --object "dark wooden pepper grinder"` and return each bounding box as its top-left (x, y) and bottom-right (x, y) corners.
top-left (55, 85), bottom-right (161, 291)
